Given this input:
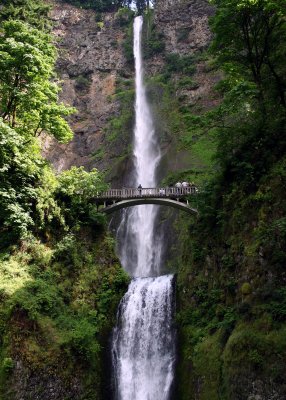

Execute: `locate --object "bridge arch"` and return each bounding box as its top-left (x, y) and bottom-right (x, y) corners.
top-left (100, 198), bottom-right (198, 215)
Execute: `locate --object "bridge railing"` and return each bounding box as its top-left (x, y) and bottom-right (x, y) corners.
top-left (96, 186), bottom-right (197, 200)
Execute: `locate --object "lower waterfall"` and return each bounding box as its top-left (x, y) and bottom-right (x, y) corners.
top-left (112, 275), bottom-right (176, 400)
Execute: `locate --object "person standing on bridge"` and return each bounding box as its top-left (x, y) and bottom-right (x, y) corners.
top-left (175, 182), bottom-right (182, 194)
top-left (138, 184), bottom-right (142, 196)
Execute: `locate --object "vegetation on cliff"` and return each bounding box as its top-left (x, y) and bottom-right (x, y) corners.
top-left (176, 0), bottom-right (286, 398)
top-left (61, 0), bottom-right (154, 13)
top-left (0, 1), bottom-right (128, 398)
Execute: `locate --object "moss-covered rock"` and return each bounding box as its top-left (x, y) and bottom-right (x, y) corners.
top-left (0, 230), bottom-right (129, 400)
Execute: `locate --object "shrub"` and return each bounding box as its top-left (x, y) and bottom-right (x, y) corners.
top-left (115, 7), bottom-right (134, 27)
top-left (75, 74), bottom-right (91, 91)
top-left (241, 282), bottom-right (252, 295)
top-left (164, 54), bottom-right (196, 76)
top-left (2, 357), bottom-right (14, 373)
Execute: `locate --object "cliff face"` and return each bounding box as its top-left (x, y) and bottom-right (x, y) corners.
top-left (44, 0), bottom-right (218, 185)
top-left (146, 0), bottom-right (220, 181)
top-left (154, 0), bottom-right (213, 54)
top-left (43, 2), bottom-right (132, 175)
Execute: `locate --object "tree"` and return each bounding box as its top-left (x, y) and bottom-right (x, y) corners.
top-left (0, 4), bottom-right (108, 247)
top-left (136, 0), bottom-right (154, 14)
top-left (0, 0), bottom-right (51, 30)
top-left (63, 0), bottom-right (133, 12)
top-left (210, 0), bottom-right (286, 107)
top-left (56, 167), bottom-right (108, 227)
top-left (185, 0), bottom-right (286, 186)
top-left (0, 20), bottom-right (74, 142)
top-left (0, 119), bottom-right (43, 245)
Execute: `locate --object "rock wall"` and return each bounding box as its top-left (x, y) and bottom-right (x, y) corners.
top-left (151, 0), bottom-right (219, 112)
top-left (44, 0), bottom-right (219, 184)
top-left (43, 1), bottom-right (132, 174)
top-left (154, 0), bottom-right (214, 56)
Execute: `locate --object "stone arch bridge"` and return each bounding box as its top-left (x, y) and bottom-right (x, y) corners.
top-left (95, 187), bottom-right (198, 215)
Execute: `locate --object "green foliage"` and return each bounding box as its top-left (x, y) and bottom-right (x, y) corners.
top-left (0, 118), bottom-right (107, 245)
top-left (2, 357), bottom-right (14, 373)
top-left (0, 0), bottom-right (51, 31)
top-left (122, 23), bottom-right (134, 64)
top-left (56, 166), bottom-right (108, 228)
top-left (241, 282), bottom-right (252, 295)
top-left (115, 7), bottom-right (134, 26)
top-left (75, 74), bottom-right (92, 91)
top-left (0, 234), bottom-right (129, 396)
top-left (0, 1), bottom-right (125, 396)
top-left (0, 120), bottom-right (43, 245)
top-left (63, 0), bottom-right (133, 12)
top-left (104, 85), bottom-right (134, 158)
top-left (10, 277), bottom-right (64, 320)
top-left (143, 15), bottom-right (165, 58)
top-left (0, 20), bottom-right (75, 142)
top-left (176, 2), bottom-right (286, 397)
top-left (164, 54), bottom-right (196, 77)
top-left (0, 253), bottom-right (32, 297)
top-left (210, 0), bottom-right (286, 104)
top-left (176, 77), bottom-right (199, 90)
top-left (58, 166), bottom-right (107, 201)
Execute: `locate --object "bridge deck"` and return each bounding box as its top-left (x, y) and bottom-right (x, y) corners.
top-left (96, 186), bottom-right (197, 201)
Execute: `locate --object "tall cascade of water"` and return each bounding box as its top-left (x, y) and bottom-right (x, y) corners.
top-left (112, 16), bottom-right (176, 400)
top-left (117, 15), bottom-right (161, 278)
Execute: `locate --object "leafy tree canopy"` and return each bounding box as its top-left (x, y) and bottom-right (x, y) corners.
top-left (0, 119), bottom-right (44, 245)
top-left (210, 0), bottom-right (286, 107)
top-left (0, 20), bottom-right (75, 143)
top-left (0, 0), bottom-right (51, 30)
top-left (0, 3), bottom-right (107, 248)
top-left (188, 0), bottom-right (286, 177)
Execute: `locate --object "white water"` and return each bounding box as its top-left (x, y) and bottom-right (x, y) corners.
top-left (117, 16), bottom-right (161, 278)
top-left (112, 276), bottom-right (175, 400)
top-left (112, 16), bottom-right (176, 400)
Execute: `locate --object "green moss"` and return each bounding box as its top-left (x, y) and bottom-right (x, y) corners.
top-left (241, 282), bottom-right (252, 295)
top-left (221, 324), bottom-right (286, 397)
top-left (193, 332), bottom-right (223, 400)
top-left (0, 232), bottom-right (129, 399)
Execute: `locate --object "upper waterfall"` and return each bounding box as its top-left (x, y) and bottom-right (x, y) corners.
top-left (117, 15), bottom-right (162, 277)
top-left (133, 16), bottom-right (161, 188)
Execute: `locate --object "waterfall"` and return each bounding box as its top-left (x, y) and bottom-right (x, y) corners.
top-left (117, 15), bottom-right (161, 278)
top-left (112, 276), bottom-right (176, 400)
top-left (112, 16), bottom-right (176, 400)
